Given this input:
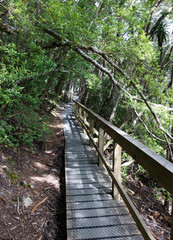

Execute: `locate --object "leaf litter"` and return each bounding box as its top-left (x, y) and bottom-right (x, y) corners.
top-left (0, 108), bottom-right (66, 240)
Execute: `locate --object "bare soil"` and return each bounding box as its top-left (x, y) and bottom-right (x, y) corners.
top-left (0, 109), bottom-right (66, 240)
top-left (124, 174), bottom-right (171, 240)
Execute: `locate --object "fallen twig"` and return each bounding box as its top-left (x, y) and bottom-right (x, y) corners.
top-left (31, 197), bottom-right (48, 213)
top-left (38, 235), bottom-right (42, 240)
top-left (17, 197), bottom-right (20, 214)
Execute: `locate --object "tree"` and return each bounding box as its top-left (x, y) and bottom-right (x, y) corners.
top-left (0, 0), bottom-right (172, 162)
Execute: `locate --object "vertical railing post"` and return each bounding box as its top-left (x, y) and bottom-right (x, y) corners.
top-left (83, 111), bottom-right (87, 134)
top-left (76, 104), bottom-right (79, 116)
top-left (98, 127), bottom-right (104, 167)
top-left (73, 101), bottom-right (76, 116)
top-left (78, 106), bottom-right (82, 127)
top-left (79, 106), bottom-right (82, 120)
top-left (112, 142), bottom-right (122, 200)
top-left (89, 118), bottom-right (94, 146)
top-left (76, 104), bottom-right (80, 126)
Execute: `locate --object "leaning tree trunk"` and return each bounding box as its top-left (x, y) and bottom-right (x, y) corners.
top-left (109, 93), bottom-right (123, 123)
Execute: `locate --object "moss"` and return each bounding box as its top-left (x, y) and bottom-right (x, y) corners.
top-left (6, 167), bottom-right (18, 181)
top-left (20, 181), bottom-right (31, 188)
top-left (7, 155), bottom-right (15, 165)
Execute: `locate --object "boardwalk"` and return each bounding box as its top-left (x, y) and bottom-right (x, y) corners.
top-left (62, 104), bottom-right (144, 240)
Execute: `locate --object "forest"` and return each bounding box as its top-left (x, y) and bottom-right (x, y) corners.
top-left (0, 0), bottom-right (173, 239)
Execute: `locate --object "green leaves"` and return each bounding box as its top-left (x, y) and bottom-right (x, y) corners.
top-left (87, 73), bottom-right (100, 90)
top-left (0, 35), bottom-right (55, 149)
top-left (0, 0), bottom-right (172, 155)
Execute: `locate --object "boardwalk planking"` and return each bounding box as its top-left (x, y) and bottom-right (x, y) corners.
top-left (62, 104), bottom-right (144, 240)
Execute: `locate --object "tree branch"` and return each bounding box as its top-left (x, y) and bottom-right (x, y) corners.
top-left (76, 44), bottom-right (173, 141)
top-left (0, 23), bottom-right (18, 34)
top-left (133, 107), bottom-right (166, 142)
top-left (42, 26), bottom-right (173, 142)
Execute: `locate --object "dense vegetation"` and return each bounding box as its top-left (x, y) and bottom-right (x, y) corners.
top-left (0, 0), bottom-right (173, 207)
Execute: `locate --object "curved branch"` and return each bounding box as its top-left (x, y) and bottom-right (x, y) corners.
top-left (76, 44), bottom-right (173, 141)
top-left (42, 26), bottom-right (173, 141)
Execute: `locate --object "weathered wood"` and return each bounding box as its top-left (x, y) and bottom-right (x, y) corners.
top-left (75, 103), bottom-right (78, 118)
top-left (73, 100), bottom-right (173, 240)
top-left (74, 100), bottom-right (173, 195)
top-left (89, 118), bottom-right (94, 146)
top-left (77, 117), bottom-right (154, 240)
top-left (104, 138), bottom-right (113, 151)
top-left (73, 101), bottom-right (173, 239)
top-left (63, 106), bottom-right (144, 240)
top-left (113, 143), bottom-right (122, 200)
top-left (73, 102), bottom-right (78, 118)
top-left (98, 127), bottom-right (104, 167)
top-left (79, 106), bottom-right (82, 117)
top-left (83, 111), bottom-right (87, 134)
top-left (84, 120), bottom-right (98, 136)
top-left (72, 102), bottom-right (75, 116)
top-left (78, 107), bottom-right (82, 127)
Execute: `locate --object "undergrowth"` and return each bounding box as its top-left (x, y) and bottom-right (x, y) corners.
top-left (0, 101), bottom-right (54, 151)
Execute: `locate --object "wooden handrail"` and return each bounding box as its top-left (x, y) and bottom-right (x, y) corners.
top-left (73, 100), bottom-right (173, 240)
top-left (73, 100), bottom-right (173, 194)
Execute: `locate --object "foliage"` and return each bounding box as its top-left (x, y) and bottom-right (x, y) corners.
top-left (0, 1), bottom-right (172, 159)
top-left (0, 41), bottom-right (54, 149)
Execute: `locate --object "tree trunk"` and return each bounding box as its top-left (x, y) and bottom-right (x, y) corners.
top-left (109, 93), bottom-right (122, 123)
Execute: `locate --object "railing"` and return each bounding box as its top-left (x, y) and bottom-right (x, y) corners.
top-left (73, 100), bottom-right (173, 240)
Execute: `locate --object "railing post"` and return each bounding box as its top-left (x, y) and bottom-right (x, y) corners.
top-left (89, 118), bottom-right (94, 146)
top-left (83, 111), bottom-right (87, 135)
top-left (73, 101), bottom-right (76, 116)
top-left (79, 106), bottom-right (82, 119)
top-left (113, 142), bottom-right (122, 200)
top-left (78, 106), bottom-right (83, 127)
top-left (98, 127), bottom-right (104, 167)
top-left (76, 104), bottom-right (79, 116)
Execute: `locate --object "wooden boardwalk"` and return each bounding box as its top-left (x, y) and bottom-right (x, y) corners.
top-left (62, 104), bottom-right (144, 240)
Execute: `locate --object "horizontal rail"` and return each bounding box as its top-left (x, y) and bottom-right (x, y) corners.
top-left (73, 100), bottom-right (173, 240)
top-left (73, 100), bottom-right (173, 195)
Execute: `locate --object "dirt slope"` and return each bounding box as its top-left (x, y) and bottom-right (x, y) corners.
top-left (0, 109), bottom-right (66, 240)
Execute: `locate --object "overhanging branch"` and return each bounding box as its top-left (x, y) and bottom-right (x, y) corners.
top-left (43, 26), bottom-right (173, 142)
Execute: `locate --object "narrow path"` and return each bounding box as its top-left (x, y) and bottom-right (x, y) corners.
top-left (62, 104), bottom-right (144, 240)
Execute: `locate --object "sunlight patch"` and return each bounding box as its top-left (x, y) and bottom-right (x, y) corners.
top-left (0, 165), bottom-right (7, 174)
top-left (34, 162), bottom-right (49, 171)
top-left (31, 174), bottom-right (60, 189)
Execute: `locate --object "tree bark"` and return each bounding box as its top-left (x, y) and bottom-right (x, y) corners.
top-left (43, 26), bottom-right (173, 144)
top-left (109, 93), bottom-right (123, 123)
